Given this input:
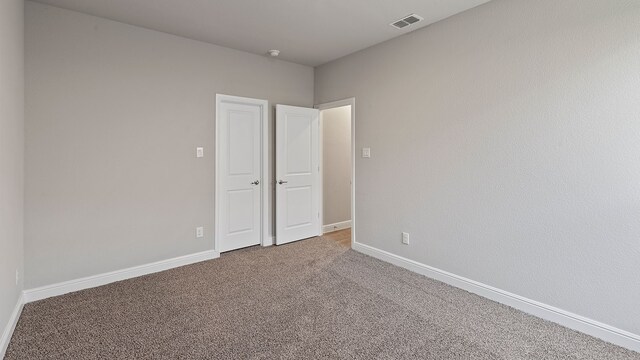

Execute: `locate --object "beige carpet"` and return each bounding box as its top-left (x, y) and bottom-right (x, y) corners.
top-left (6, 236), bottom-right (639, 359)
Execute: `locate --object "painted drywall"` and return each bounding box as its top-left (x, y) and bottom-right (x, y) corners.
top-left (315, 0), bottom-right (640, 335)
top-left (0, 0), bottom-right (25, 349)
top-left (322, 106), bottom-right (351, 226)
top-left (25, 2), bottom-right (313, 288)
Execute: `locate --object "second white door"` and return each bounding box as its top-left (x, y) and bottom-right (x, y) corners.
top-left (275, 105), bottom-right (321, 245)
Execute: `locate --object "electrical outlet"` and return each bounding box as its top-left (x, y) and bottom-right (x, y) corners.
top-left (196, 147), bottom-right (204, 158)
top-left (15, 270), bottom-right (19, 286)
top-left (362, 147), bottom-right (371, 158)
top-left (402, 232), bottom-right (410, 245)
top-left (196, 226), bottom-right (204, 238)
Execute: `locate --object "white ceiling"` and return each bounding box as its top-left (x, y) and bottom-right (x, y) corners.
top-left (31, 0), bottom-right (491, 66)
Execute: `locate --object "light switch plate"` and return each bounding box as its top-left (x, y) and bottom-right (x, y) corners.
top-left (362, 147), bottom-right (371, 158)
top-left (196, 147), bottom-right (204, 158)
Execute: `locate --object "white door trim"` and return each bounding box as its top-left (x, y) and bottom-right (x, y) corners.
top-left (316, 98), bottom-right (356, 247)
top-left (215, 94), bottom-right (270, 252)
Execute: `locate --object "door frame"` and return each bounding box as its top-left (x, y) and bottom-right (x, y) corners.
top-left (215, 94), bottom-right (270, 253)
top-left (316, 97), bottom-right (356, 247)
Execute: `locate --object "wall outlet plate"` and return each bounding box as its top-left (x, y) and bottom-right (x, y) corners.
top-left (196, 226), bottom-right (204, 238)
top-left (362, 147), bottom-right (371, 158)
top-left (402, 232), bottom-right (410, 245)
top-left (196, 147), bottom-right (204, 158)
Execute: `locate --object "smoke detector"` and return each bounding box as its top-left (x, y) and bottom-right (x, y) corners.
top-left (268, 49), bottom-right (280, 57)
top-left (390, 14), bottom-right (424, 29)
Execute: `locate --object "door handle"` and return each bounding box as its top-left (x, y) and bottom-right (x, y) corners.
top-left (278, 180), bottom-right (288, 185)
top-left (251, 180), bottom-right (260, 185)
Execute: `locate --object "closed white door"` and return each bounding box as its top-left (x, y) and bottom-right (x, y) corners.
top-left (217, 98), bottom-right (264, 252)
top-left (275, 105), bottom-right (321, 245)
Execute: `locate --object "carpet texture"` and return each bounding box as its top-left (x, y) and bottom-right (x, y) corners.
top-left (6, 237), bottom-right (639, 359)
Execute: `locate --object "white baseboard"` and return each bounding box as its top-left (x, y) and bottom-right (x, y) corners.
top-left (23, 250), bottom-right (219, 303)
top-left (0, 293), bottom-right (24, 359)
top-left (323, 220), bottom-right (352, 234)
top-left (352, 241), bottom-right (640, 353)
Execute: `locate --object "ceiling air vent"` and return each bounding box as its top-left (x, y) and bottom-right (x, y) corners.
top-left (390, 14), bottom-right (424, 29)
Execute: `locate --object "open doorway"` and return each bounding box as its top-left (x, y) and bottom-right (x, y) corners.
top-left (318, 98), bottom-right (355, 248)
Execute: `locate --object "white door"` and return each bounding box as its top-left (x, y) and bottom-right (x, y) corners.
top-left (275, 105), bottom-right (321, 245)
top-left (217, 96), bottom-right (265, 252)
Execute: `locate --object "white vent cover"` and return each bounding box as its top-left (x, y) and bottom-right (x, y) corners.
top-left (390, 14), bottom-right (424, 29)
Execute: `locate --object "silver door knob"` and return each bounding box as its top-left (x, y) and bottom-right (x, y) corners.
top-left (251, 180), bottom-right (260, 185)
top-left (278, 180), bottom-right (288, 185)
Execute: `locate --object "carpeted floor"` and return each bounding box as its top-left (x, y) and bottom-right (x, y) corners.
top-left (6, 236), bottom-right (639, 359)
top-left (323, 228), bottom-right (351, 248)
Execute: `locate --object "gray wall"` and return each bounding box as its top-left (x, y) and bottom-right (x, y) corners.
top-left (0, 0), bottom-right (24, 347)
top-left (322, 106), bottom-right (351, 226)
top-left (315, 0), bottom-right (640, 335)
top-left (25, 2), bottom-right (314, 288)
